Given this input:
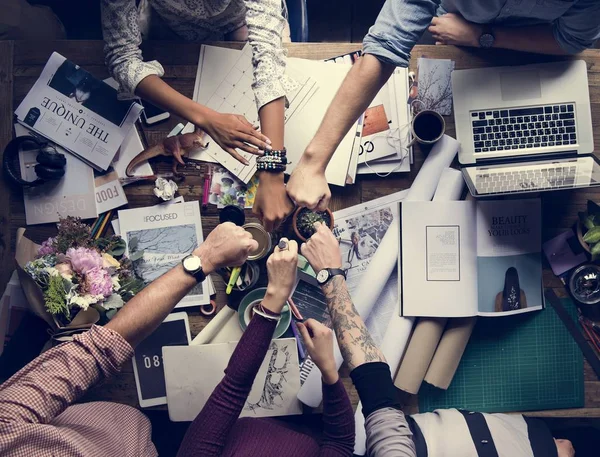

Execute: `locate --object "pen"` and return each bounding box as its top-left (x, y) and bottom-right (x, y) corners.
top-left (287, 297), bottom-right (304, 321)
top-left (290, 320), bottom-right (306, 359)
top-left (226, 266), bottom-right (242, 294)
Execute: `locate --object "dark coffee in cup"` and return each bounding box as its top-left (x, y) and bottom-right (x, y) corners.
top-left (413, 111), bottom-right (444, 142)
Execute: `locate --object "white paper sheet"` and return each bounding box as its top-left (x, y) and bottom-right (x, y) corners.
top-left (164, 338), bottom-right (301, 421)
top-left (433, 168), bottom-right (464, 201)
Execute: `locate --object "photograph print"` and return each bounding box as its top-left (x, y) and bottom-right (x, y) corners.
top-left (48, 59), bottom-right (134, 126)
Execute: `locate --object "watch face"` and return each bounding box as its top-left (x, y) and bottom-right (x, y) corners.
top-left (479, 33), bottom-right (494, 48)
top-left (183, 255), bottom-right (202, 272)
top-left (317, 269), bottom-right (329, 284)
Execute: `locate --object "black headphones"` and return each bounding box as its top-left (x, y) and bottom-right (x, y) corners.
top-left (3, 136), bottom-right (66, 187)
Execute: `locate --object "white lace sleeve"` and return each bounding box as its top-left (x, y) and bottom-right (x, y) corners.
top-left (244, 0), bottom-right (298, 110)
top-left (100, 0), bottom-right (164, 100)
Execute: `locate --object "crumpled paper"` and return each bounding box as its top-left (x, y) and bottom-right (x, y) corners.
top-left (154, 177), bottom-right (178, 201)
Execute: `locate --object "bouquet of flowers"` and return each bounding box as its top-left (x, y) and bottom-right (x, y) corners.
top-left (17, 217), bottom-right (144, 329)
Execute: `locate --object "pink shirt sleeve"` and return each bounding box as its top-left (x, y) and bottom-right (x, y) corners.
top-left (0, 325), bottom-right (133, 426)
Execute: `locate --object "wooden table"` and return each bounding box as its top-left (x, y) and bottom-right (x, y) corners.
top-left (1, 40), bottom-right (599, 417)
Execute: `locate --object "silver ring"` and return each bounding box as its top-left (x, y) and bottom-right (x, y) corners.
top-left (278, 239), bottom-right (289, 250)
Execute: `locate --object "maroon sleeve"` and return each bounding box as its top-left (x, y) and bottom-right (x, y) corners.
top-left (176, 315), bottom-right (277, 457)
top-left (319, 380), bottom-right (355, 456)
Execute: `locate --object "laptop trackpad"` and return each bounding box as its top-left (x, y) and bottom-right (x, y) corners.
top-left (500, 70), bottom-right (542, 101)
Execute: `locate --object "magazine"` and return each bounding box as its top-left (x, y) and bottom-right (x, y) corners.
top-left (15, 52), bottom-right (142, 171)
top-left (400, 199), bottom-right (542, 317)
top-left (118, 201), bottom-right (210, 308)
top-left (15, 124), bottom-right (97, 225)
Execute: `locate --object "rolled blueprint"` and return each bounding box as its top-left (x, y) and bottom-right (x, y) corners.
top-left (424, 317), bottom-right (477, 389)
top-left (433, 167), bottom-right (465, 201)
top-left (405, 135), bottom-right (460, 202)
top-left (393, 318), bottom-right (447, 393)
top-left (191, 306), bottom-right (240, 345)
top-left (392, 167), bottom-right (465, 394)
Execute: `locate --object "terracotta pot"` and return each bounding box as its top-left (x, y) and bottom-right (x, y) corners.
top-left (292, 207), bottom-right (334, 242)
top-left (576, 221), bottom-right (593, 255)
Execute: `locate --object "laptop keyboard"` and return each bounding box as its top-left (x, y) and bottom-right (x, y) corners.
top-left (475, 164), bottom-right (578, 194)
top-left (471, 104), bottom-right (576, 153)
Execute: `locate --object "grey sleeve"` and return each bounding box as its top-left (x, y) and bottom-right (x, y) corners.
top-left (553, 0), bottom-right (600, 53)
top-left (365, 407), bottom-right (417, 457)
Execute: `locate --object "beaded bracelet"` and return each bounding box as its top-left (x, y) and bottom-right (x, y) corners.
top-left (256, 148), bottom-right (288, 172)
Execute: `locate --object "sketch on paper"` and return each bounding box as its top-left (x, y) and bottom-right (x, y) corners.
top-left (245, 341), bottom-right (294, 413)
top-left (128, 225), bottom-right (203, 295)
top-left (417, 58), bottom-right (455, 116)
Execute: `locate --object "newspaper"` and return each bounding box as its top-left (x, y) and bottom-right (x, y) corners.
top-left (15, 52), bottom-right (142, 171)
top-left (332, 189), bottom-right (408, 344)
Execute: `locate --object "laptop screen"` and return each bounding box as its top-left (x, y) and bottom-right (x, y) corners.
top-left (462, 155), bottom-right (600, 197)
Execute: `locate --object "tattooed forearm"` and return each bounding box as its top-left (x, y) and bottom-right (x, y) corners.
top-left (322, 276), bottom-right (385, 370)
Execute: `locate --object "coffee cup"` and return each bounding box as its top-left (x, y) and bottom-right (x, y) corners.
top-left (407, 110), bottom-right (445, 147)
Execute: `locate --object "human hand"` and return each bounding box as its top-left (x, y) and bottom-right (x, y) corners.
top-left (253, 173), bottom-right (295, 232)
top-left (195, 222), bottom-right (258, 273)
top-left (428, 13), bottom-right (482, 47)
top-left (200, 110), bottom-right (272, 164)
top-left (296, 319), bottom-right (339, 385)
top-left (287, 157), bottom-right (331, 211)
top-left (264, 238), bottom-right (298, 311)
top-left (555, 439), bottom-right (575, 457)
top-left (300, 222), bottom-right (342, 273)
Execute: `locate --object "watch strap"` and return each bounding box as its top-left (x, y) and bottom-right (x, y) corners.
top-left (327, 268), bottom-right (346, 280)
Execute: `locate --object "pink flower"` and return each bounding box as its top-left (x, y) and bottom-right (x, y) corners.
top-left (38, 237), bottom-right (57, 257)
top-left (66, 247), bottom-right (103, 275)
top-left (84, 267), bottom-right (113, 297)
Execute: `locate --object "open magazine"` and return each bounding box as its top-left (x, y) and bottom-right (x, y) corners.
top-left (15, 52), bottom-right (142, 171)
top-left (400, 199), bottom-right (542, 317)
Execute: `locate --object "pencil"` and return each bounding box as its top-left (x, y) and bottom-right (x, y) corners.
top-left (95, 210), bottom-right (113, 240)
top-left (90, 215), bottom-right (103, 237)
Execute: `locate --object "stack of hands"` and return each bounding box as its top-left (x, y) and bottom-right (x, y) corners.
top-left (198, 220), bottom-right (342, 385)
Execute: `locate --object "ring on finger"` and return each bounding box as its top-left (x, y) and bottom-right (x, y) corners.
top-left (278, 239), bottom-right (289, 251)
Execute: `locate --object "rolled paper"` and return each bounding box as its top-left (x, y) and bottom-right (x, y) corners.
top-left (433, 167), bottom-right (465, 201)
top-left (393, 318), bottom-right (447, 394)
top-left (297, 135), bottom-right (460, 409)
top-left (424, 317), bottom-right (477, 389)
top-left (191, 306), bottom-right (238, 345)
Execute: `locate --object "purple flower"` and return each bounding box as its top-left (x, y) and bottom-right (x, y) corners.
top-left (38, 237), bottom-right (57, 257)
top-left (84, 267), bottom-right (113, 297)
top-left (66, 247), bottom-right (103, 275)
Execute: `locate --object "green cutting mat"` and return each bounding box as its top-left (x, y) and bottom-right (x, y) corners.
top-left (419, 298), bottom-right (584, 413)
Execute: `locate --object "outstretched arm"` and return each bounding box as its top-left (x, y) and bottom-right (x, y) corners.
top-left (302, 224), bottom-right (416, 457)
top-left (0, 223), bottom-right (255, 434)
top-left (301, 223), bottom-right (385, 370)
top-left (177, 240), bottom-right (298, 457)
top-left (286, 56), bottom-right (394, 211)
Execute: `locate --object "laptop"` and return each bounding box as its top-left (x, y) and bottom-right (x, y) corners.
top-left (452, 60), bottom-right (599, 197)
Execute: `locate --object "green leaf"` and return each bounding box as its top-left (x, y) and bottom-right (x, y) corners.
top-left (591, 242), bottom-right (600, 256)
top-left (583, 227), bottom-right (600, 243)
top-left (106, 309), bottom-right (118, 320)
top-left (102, 293), bottom-right (124, 310)
top-left (580, 212), bottom-right (596, 230)
top-left (107, 239), bottom-right (126, 257)
top-left (129, 250), bottom-right (144, 262)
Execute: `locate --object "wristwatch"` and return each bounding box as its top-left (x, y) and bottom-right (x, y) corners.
top-left (479, 25), bottom-right (495, 49)
top-left (182, 254), bottom-right (206, 282)
top-left (316, 268), bottom-right (347, 286)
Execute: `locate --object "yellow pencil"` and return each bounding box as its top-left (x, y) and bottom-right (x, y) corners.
top-left (95, 211), bottom-right (112, 240)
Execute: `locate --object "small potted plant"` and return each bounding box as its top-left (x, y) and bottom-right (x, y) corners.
top-left (292, 207), bottom-right (334, 242)
top-left (577, 200), bottom-right (600, 258)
